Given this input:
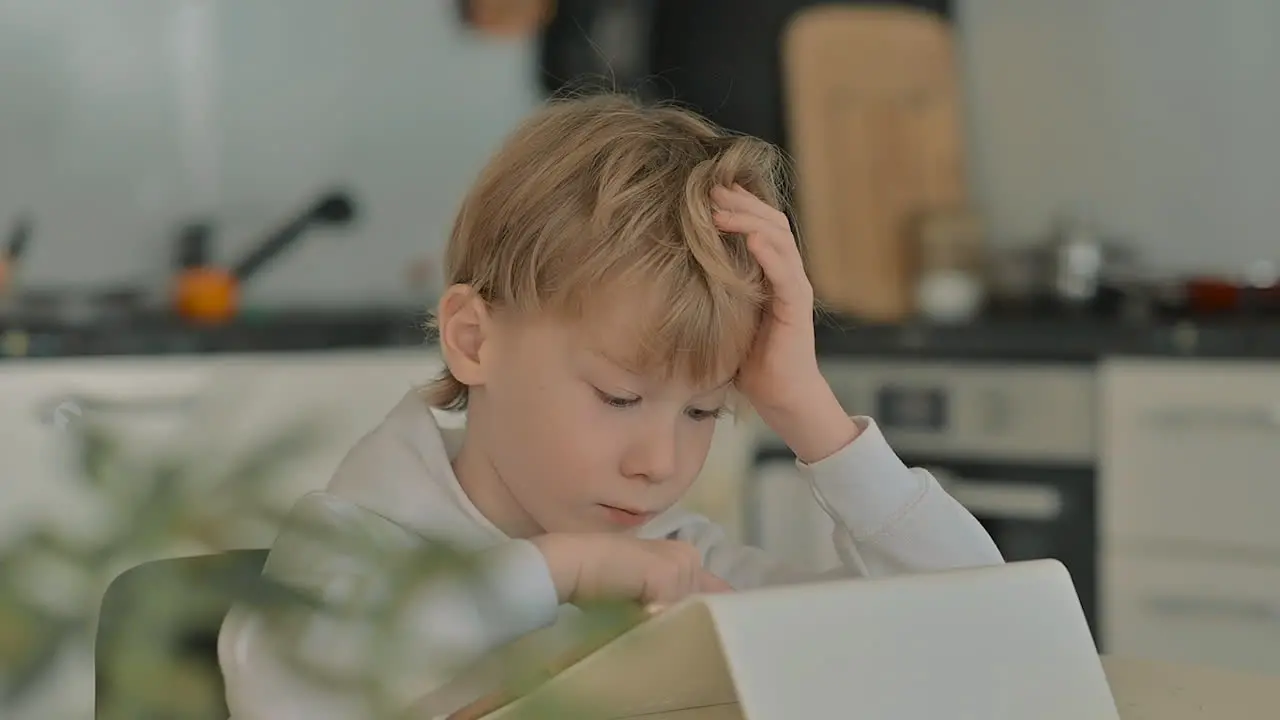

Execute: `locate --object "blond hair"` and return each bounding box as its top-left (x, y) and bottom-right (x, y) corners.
top-left (425, 94), bottom-right (791, 411)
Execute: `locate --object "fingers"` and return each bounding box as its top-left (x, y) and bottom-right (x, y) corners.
top-left (698, 570), bottom-right (735, 594)
top-left (641, 572), bottom-right (732, 619)
top-left (640, 540), bottom-right (735, 607)
top-left (711, 184), bottom-right (805, 269)
top-left (712, 185), bottom-right (796, 254)
top-left (710, 186), bottom-right (819, 334)
top-left (713, 205), bottom-right (812, 318)
top-left (711, 184), bottom-right (790, 231)
top-left (714, 209), bottom-right (798, 260)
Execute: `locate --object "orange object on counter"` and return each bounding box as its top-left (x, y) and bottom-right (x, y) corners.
top-left (173, 267), bottom-right (239, 324)
top-left (167, 190), bottom-right (357, 326)
top-left (460, 0), bottom-right (555, 37)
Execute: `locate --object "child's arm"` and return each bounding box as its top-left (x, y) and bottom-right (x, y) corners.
top-left (676, 416), bottom-right (1003, 589)
top-left (701, 186), bottom-right (1001, 588)
top-left (218, 492), bottom-right (561, 718)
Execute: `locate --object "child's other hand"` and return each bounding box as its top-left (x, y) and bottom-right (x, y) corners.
top-left (711, 185), bottom-right (859, 463)
top-left (531, 533), bottom-right (732, 606)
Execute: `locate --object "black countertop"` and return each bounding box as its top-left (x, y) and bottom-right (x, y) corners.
top-left (0, 307), bottom-right (429, 360)
top-left (1, 308), bottom-right (1279, 363)
top-left (813, 318), bottom-right (1280, 362)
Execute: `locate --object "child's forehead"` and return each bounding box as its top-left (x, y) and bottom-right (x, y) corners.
top-left (571, 293), bottom-right (671, 357)
top-left (530, 282), bottom-right (752, 387)
top-left (574, 299), bottom-right (649, 347)
top-left (572, 317), bottom-right (653, 372)
top-left (571, 314), bottom-right (741, 389)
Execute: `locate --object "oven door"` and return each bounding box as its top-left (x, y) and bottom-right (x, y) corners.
top-left (904, 457), bottom-right (1099, 641)
top-left (746, 450), bottom-right (1100, 641)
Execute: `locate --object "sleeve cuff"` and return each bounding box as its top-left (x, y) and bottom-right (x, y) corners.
top-left (797, 416), bottom-right (929, 538)
top-left (472, 538), bottom-right (562, 641)
top-left (384, 540), bottom-right (562, 708)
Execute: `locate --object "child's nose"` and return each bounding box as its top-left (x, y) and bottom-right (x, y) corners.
top-left (624, 424), bottom-right (679, 483)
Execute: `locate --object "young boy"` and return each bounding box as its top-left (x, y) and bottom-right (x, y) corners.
top-left (218, 94), bottom-right (1002, 719)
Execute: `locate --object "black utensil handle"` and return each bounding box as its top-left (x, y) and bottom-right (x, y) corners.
top-left (231, 190), bottom-right (356, 281)
top-left (231, 215), bottom-right (312, 281)
top-left (175, 222), bottom-right (214, 270)
top-left (6, 215), bottom-right (32, 260)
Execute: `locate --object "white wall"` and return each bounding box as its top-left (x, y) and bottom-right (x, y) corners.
top-left (0, 0), bottom-right (539, 306)
top-left (958, 0), bottom-right (1280, 275)
top-left (4, 1), bottom-right (1277, 300)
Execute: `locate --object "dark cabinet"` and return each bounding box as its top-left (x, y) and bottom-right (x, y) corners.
top-left (539, 0), bottom-right (951, 149)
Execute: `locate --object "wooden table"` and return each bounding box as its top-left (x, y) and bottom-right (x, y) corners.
top-left (449, 655), bottom-right (1278, 719)
top-left (1104, 656), bottom-right (1280, 719)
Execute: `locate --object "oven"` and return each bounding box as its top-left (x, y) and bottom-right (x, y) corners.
top-left (744, 359), bottom-right (1102, 641)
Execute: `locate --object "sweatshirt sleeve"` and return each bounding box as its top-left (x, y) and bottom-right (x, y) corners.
top-left (218, 492), bottom-right (560, 719)
top-left (683, 417), bottom-right (1004, 589)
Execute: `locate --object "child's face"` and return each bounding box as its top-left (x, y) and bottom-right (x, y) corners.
top-left (462, 305), bottom-right (736, 538)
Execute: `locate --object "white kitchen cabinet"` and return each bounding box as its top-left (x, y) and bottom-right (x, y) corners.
top-left (0, 348), bottom-right (445, 720)
top-left (1103, 550), bottom-right (1280, 674)
top-left (0, 355), bottom-right (225, 720)
top-left (1099, 357), bottom-right (1280, 673)
top-left (210, 347), bottom-right (448, 542)
top-left (0, 355), bottom-right (221, 548)
top-left (0, 349), bottom-right (447, 553)
top-left (1100, 358), bottom-right (1280, 552)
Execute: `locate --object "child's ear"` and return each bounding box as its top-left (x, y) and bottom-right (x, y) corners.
top-left (436, 284), bottom-right (491, 389)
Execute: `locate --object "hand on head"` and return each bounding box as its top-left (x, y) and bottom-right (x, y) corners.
top-left (712, 184), bottom-right (862, 464)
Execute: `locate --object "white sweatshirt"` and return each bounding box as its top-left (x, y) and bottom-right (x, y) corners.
top-left (218, 390), bottom-right (1002, 719)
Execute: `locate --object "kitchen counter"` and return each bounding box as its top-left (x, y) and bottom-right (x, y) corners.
top-left (3, 307), bottom-right (1280, 361)
top-left (0, 306), bottom-right (427, 359)
top-left (813, 318), bottom-right (1280, 361)
top-left (1103, 655), bottom-right (1280, 719)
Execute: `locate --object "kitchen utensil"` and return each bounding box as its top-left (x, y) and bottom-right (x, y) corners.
top-left (0, 214), bottom-right (32, 298)
top-left (912, 207), bottom-right (985, 323)
top-left (171, 220), bottom-right (228, 323)
top-left (172, 189), bottom-right (358, 324)
top-left (983, 246), bottom-right (1042, 307)
top-left (1036, 215), bottom-right (1140, 318)
top-left (1045, 215), bottom-right (1119, 307)
top-left (1181, 261), bottom-right (1280, 317)
top-left (983, 216), bottom-right (1143, 318)
top-left (781, 5), bottom-right (970, 322)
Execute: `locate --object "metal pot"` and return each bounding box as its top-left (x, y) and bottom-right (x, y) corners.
top-left (1045, 216), bottom-right (1134, 306)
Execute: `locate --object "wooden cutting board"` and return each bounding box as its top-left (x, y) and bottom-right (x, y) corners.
top-left (782, 6), bottom-right (971, 322)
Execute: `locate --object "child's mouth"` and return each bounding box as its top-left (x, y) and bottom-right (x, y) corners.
top-left (599, 504), bottom-right (654, 527)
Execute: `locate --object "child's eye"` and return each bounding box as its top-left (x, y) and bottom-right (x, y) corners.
top-left (595, 389), bottom-right (640, 409)
top-left (686, 407), bottom-right (725, 422)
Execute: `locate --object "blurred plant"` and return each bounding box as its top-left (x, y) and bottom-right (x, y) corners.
top-left (0, 390), bottom-right (639, 719)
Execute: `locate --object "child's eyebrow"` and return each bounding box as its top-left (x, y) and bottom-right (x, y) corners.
top-left (586, 347), bottom-right (644, 376)
top-left (692, 376), bottom-right (737, 398)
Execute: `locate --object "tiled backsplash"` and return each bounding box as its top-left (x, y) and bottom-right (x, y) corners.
top-left (0, 0), bottom-right (539, 307)
top-left (3, 0), bottom-right (1278, 308)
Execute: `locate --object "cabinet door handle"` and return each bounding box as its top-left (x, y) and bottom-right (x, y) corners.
top-left (1144, 405), bottom-right (1280, 431)
top-left (927, 467), bottom-right (1064, 521)
top-left (1144, 594), bottom-right (1280, 623)
top-left (34, 391), bottom-right (199, 424)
